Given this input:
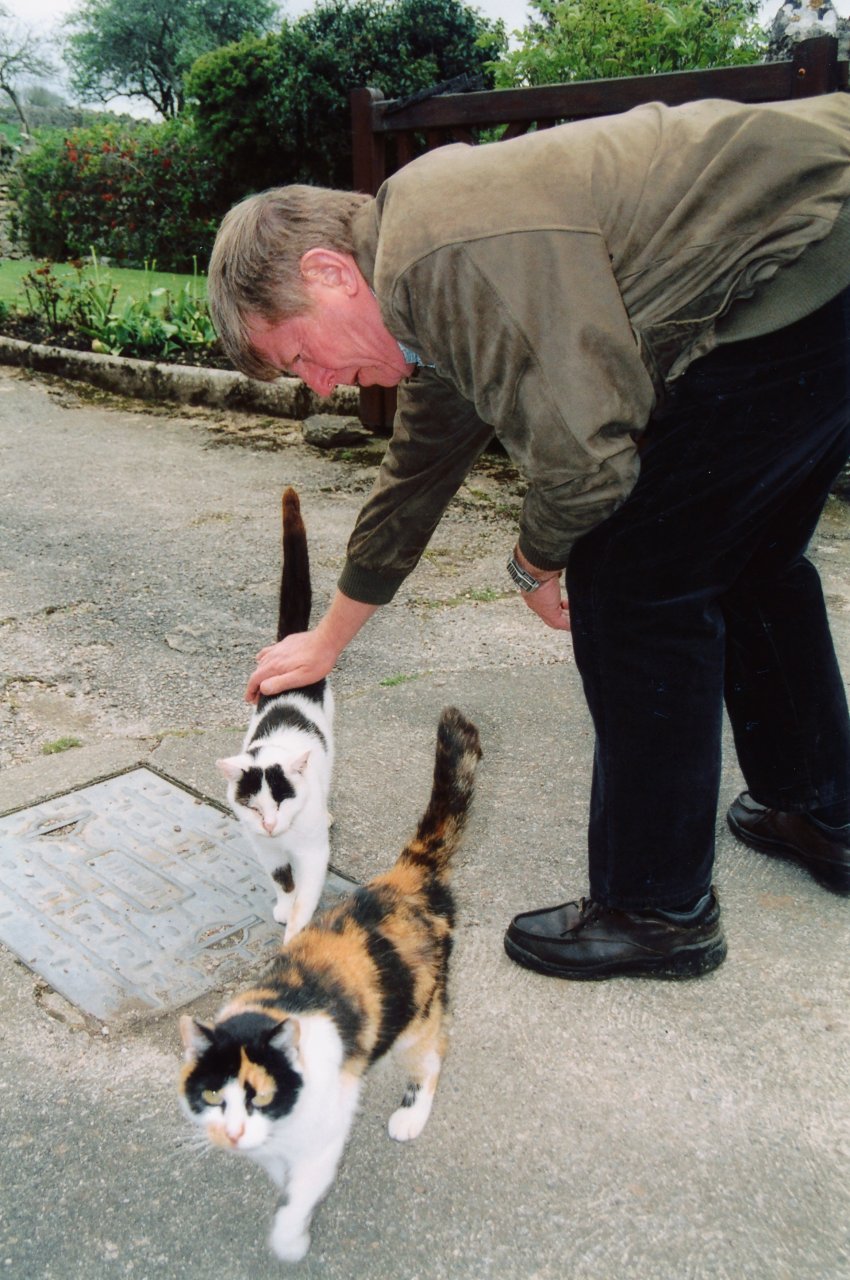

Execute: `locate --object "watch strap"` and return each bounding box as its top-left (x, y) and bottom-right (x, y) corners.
top-left (507, 554), bottom-right (541, 593)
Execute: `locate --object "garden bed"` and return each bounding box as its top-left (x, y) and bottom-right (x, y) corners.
top-left (0, 313), bottom-right (234, 370)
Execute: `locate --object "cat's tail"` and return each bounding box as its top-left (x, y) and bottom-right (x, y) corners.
top-left (277, 486), bottom-right (312, 641)
top-left (398, 707), bottom-right (482, 878)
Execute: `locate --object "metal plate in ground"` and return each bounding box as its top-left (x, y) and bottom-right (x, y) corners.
top-left (0, 768), bottom-right (348, 1021)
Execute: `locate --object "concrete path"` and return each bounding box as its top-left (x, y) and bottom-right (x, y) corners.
top-left (1, 366), bottom-right (848, 1280)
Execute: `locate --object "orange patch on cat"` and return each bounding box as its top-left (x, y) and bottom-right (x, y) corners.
top-left (239, 1047), bottom-right (277, 1098)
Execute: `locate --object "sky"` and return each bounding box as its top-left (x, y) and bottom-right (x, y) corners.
top-left (4, 0), bottom-right (848, 110)
top-left (7, 0), bottom-right (825, 42)
top-left (10, 0), bottom-right (532, 31)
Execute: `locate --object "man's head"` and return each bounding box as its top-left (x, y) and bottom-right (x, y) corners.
top-left (208, 185), bottom-right (411, 392)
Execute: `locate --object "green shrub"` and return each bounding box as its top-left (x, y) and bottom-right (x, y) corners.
top-left (11, 117), bottom-right (222, 271)
top-left (186, 0), bottom-right (506, 199)
top-left (18, 254), bottom-right (217, 360)
top-left (493, 0), bottom-right (765, 86)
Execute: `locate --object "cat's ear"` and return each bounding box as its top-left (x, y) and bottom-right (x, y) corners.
top-left (216, 754), bottom-right (252, 782)
top-left (268, 1017), bottom-right (301, 1066)
top-left (288, 750), bottom-right (311, 776)
top-left (180, 1014), bottom-right (214, 1061)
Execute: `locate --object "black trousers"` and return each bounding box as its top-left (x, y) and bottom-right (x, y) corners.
top-left (566, 288), bottom-right (850, 910)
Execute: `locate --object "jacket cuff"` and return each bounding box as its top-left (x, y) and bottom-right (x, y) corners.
top-left (338, 558), bottom-right (409, 606)
top-left (516, 536), bottom-right (569, 574)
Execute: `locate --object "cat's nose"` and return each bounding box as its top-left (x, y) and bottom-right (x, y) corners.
top-left (262, 818), bottom-right (276, 834)
top-left (227, 1124), bottom-right (245, 1146)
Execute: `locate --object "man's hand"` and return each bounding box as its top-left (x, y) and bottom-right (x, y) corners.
top-left (246, 630), bottom-right (338, 702)
top-left (522, 574), bottom-right (571, 630)
top-left (511, 545), bottom-right (571, 631)
top-left (245, 590), bottom-right (378, 703)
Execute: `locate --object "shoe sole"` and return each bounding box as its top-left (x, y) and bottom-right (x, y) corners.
top-left (726, 812), bottom-right (850, 896)
top-left (503, 933), bottom-right (728, 981)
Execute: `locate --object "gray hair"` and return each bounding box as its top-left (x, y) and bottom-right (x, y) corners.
top-left (207, 185), bottom-right (372, 381)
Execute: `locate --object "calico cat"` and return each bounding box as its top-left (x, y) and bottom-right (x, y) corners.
top-left (180, 706), bottom-right (482, 1263)
top-left (217, 487), bottom-right (334, 944)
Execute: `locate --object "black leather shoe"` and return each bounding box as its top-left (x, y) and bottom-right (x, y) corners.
top-left (504, 892), bottom-right (726, 980)
top-left (727, 792), bottom-right (850, 895)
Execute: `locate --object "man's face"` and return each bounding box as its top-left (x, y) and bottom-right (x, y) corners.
top-left (246, 255), bottom-right (413, 397)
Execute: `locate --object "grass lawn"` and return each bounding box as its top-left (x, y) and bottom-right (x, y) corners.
top-left (0, 258), bottom-right (207, 310)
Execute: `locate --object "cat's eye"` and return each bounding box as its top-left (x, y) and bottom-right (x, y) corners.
top-left (201, 1088), bottom-right (223, 1106)
top-left (253, 1089), bottom-right (275, 1108)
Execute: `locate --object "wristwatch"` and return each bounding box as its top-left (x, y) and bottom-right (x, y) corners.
top-left (506, 553), bottom-right (542, 593)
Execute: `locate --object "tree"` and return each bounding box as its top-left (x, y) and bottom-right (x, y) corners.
top-left (63, 0), bottom-right (280, 118)
top-left (186, 0), bottom-right (506, 198)
top-left (0, 4), bottom-right (54, 137)
top-left (493, 0), bottom-right (767, 88)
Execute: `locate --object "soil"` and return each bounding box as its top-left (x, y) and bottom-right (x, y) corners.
top-left (0, 313), bottom-right (235, 370)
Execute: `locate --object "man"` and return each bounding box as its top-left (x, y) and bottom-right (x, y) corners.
top-left (208, 92), bottom-right (850, 980)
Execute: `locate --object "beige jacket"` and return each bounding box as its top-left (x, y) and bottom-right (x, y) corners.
top-left (340, 94), bottom-right (850, 604)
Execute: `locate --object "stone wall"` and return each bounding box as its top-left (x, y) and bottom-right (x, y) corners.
top-left (0, 144), bottom-right (26, 260)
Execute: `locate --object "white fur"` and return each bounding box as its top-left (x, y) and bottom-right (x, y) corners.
top-left (218, 687), bottom-right (334, 942)
top-left (387, 1047), bottom-right (442, 1141)
top-left (181, 988), bottom-right (449, 1263)
top-left (183, 1013), bottom-right (361, 1263)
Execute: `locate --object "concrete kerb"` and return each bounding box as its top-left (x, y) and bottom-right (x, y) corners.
top-left (0, 335), bottom-right (360, 419)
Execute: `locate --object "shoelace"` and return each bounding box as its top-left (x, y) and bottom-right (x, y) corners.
top-left (568, 897), bottom-right (606, 930)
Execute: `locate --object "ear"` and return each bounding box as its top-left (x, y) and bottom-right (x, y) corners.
top-left (299, 247), bottom-right (359, 295)
top-left (180, 1015), bottom-right (214, 1061)
top-left (268, 1017), bottom-right (301, 1066)
top-left (288, 749), bottom-right (311, 777)
top-left (216, 754), bottom-right (251, 781)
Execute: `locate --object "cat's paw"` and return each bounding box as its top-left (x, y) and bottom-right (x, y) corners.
top-left (273, 901), bottom-right (291, 926)
top-left (269, 1217), bottom-right (310, 1263)
top-left (283, 902), bottom-right (314, 944)
top-left (388, 1105), bottom-right (427, 1142)
top-left (282, 917), bottom-right (303, 946)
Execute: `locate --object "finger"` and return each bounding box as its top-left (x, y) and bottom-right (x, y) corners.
top-left (260, 674), bottom-right (297, 696)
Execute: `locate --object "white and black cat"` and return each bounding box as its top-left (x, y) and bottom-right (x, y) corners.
top-left (180, 707), bottom-right (482, 1263)
top-left (217, 487), bottom-right (334, 943)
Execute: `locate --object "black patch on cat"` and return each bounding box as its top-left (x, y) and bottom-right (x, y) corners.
top-left (422, 877), bottom-right (456, 927)
top-left (296, 679), bottom-right (327, 704)
top-left (350, 886), bottom-right (396, 932)
top-left (235, 767), bottom-right (263, 802)
top-left (183, 1011), bottom-right (303, 1120)
top-left (361, 927), bottom-right (417, 1064)
top-left (401, 1082), bottom-right (420, 1108)
top-left (256, 680), bottom-right (326, 716)
top-left (252, 701), bottom-right (327, 750)
top-left (273, 864), bottom-right (295, 894)
top-left (266, 765), bottom-right (296, 805)
top-left (265, 960), bottom-right (365, 1058)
